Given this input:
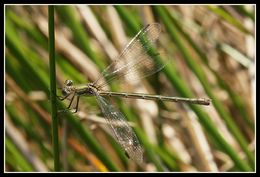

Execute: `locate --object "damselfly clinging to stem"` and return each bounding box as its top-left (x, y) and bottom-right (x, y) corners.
top-left (59, 23), bottom-right (211, 164)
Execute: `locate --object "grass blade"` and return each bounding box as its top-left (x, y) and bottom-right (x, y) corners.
top-left (48, 6), bottom-right (60, 171)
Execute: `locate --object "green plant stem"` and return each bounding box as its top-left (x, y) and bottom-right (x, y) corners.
top-left (48, 6), bottom-right (60, 171)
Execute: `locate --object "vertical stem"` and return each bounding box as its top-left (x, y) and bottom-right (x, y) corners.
top-left (48, 5), bottom-right (60, 171)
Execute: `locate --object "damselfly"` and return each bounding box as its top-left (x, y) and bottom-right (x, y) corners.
top-left (59, 23), bottom-right (210, 164)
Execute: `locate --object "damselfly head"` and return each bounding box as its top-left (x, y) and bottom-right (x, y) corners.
top-left (61, 80), bottom-right (74, 96)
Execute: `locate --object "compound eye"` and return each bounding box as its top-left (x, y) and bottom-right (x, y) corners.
top-left (65, 79), bottom-right (73, 86)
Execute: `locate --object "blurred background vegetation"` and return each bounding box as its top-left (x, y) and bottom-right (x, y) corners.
top-left (5, 5), bottom-right (255, 172)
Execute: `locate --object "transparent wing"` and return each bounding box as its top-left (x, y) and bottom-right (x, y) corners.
top-left (93, 23), bottom-right (167, 89)
top-left (95, 94), bottom-right (144, 164)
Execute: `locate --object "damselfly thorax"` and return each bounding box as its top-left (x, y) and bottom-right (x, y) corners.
top-left (61, 80), bottom-right (99, 98)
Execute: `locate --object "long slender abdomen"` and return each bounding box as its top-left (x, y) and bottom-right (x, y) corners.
top-left (98, 91), bottom-right (210, 105)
